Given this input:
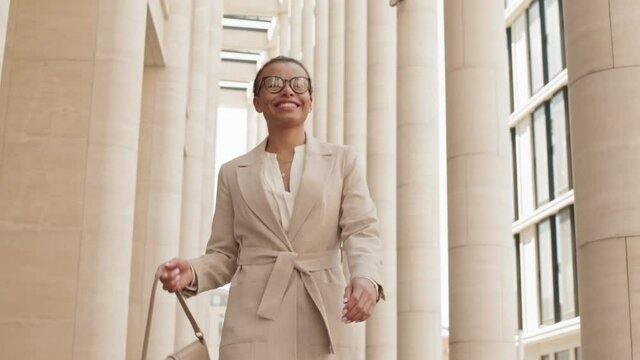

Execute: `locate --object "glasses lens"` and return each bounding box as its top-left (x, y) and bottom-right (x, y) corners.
top-left (290, 77), bottom-right (309, 93)
top-left (263, 76), bottom-right (284, 93)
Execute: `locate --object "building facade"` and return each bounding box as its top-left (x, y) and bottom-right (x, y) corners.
top-left (0, 0), bottom-right (638, 360)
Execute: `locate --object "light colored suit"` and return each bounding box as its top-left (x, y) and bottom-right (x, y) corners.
top-left (188, 136), bottom-right (383, 359)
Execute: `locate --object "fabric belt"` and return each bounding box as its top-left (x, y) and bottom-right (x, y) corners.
top-left (237, 248), bottom-right (342, 354)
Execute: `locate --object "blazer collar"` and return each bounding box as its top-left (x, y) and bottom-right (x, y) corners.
top-left (235, 135), bottom-right (335, 246)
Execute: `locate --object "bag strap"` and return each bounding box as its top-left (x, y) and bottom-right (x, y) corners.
top-left (141, 274), bottom-right (205, 360)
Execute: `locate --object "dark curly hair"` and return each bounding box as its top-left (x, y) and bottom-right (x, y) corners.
top-left (252, 56), bottom-right (313, 97)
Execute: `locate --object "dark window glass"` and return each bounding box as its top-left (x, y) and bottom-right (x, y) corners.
top-left (575, 347), bottom-right (582, 360)
top-left (511, 127), bottom-right (519, 219)
top-left (537, 219), bottom-right (555, 325)
top-left (516, 235), bottom-right (523, 330)
top-left (527, 1), bottom-right (545, 92)
top-left (533, 106), bottom-right (550, 206)
top-left (556, 207), bottom-right (578, 320)
top-left (508, 28), bottom-right (515, 113)
top-left (550, 89), bottom-right (571, 197)
top-left (543, 0), bottom-right (566, 80)
top-left (541, 355), bottom-right (550, 360)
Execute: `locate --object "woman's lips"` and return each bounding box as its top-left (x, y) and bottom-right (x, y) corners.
top-left (275, 102), bottom-right (300, 110)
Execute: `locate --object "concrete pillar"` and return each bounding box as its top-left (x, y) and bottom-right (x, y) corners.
top-left (343, 2), bottom-right (368, 356)
top-left (246, 93), bottom-right (258, 151)
top-left (198, 0), bottom-right (223, 342)
top-left (302, 0), bottom-right (315, 137)
top-left (257, 113), bottom-right (268, 141)
top-left (445, 0), bottom-right (516, 359)
top-left (0, 0), bottom-right (147, 358)
top-left (278, 0), bottom-right (290, 56)
top-left (128, 1), bottom-right (193, 358)
top-left (327, 0), bottom-right (344, 144)
top-left (290, 0), bottom-right (302, 60)
top-left (396, 0), bottom-right (442, 359)
top-left (564, 2), bottom-right (640, 359)
top-left (366, 2), bottom-right (397, 359)
top-left (0, 0), bottom-right (10, 83)
top-left (313, 0), bottom-right (328, 141)
top-left (175, 0), bottom-right (211, 349)
top-left (344, 0), bottom-right (367, 159)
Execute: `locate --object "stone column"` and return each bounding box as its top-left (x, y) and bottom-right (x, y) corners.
top-left (246, 93), bottom-right (259, 151)
top-left (564, 2), bottom-right (640, 359)
top-left (0, 1), bottom-right (147, 358)
top-left (327, 0), bottom-right (344, 144)
top-left (198, 0), bottom-right (223, 341)
top-left (366, 3), bottom-right (397, 359)
top-left (302, 0), bottom-right (315, 137)
top-left (175, 0), bottom-right (211, 349)
top-left (396, 1), bottom-right (442, 359)
top-left (128, 1), bottom-right (193, 358)
top-left (290, 0), bottom-right (302, 60)
top-left (344, 3), bottom-right (368, 357)
top-left (278, 0), bottom-right (290, 56)
top-left (313, 0), bottom-right (328, 141)
top-left (0, 0), bottom-right (10, 83)
top-left (445, 0), bottom-right (516, 359)
top-left (257, 113), bottom-right (268, 141)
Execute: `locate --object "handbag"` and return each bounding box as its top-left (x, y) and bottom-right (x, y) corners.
top-left (141, 275), bottom-right (210, 360)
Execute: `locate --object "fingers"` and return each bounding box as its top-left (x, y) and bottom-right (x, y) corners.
top-left (157, 258), bottom-right (191, 293)
top-left (342, 281), bottom-right (377, 323)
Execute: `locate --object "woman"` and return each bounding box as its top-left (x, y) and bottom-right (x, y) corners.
top-left (158, 56), bottom-right (384, 359)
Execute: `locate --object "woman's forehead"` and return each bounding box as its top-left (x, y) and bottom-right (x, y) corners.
top-left (261, 61), bottom-right (307, 77)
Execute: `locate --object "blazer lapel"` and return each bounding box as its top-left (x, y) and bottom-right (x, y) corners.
top-left (287, 136), bottom-right (334, 242)
top-left (236, 140), bottom-right (289, 244)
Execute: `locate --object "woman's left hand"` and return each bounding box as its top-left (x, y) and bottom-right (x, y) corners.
top-left (342, 277), bottom-right (378, 323)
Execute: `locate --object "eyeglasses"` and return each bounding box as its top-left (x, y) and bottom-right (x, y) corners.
top-left (259, 76), bottom-right (311, 94)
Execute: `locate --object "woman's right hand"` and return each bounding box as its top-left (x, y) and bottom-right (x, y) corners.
top-left (156, 258), bottom-right (193, 293)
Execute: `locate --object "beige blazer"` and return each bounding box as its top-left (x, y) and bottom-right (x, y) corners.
top-left (188, 136), bottom-right (383, 360)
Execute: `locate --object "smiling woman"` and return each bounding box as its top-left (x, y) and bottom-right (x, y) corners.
top-left (157, 56), bottom-right (385, 360)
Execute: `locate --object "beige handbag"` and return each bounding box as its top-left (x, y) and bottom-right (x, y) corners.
top-left (142, 275), bottom-right (210, 360)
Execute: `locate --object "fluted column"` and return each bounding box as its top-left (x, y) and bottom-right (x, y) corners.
top-left (175, 0), bottom-right (211, 349)
top-left (313, 0), bottom-right (328, 141)
top-left (445, 0), bottom-right (516, 359)
top-left (344, 3), bottom-right (368, 357)
top-left (327, 0), bottom-right (345, 144)
top-left (278, 0), bottom-right (290, 56)
top-left (0, 1), bottom-right (147, 358)
top-left (302, 0), bottom-right (315, 137)
top-left (129, 1), bottom-right (193, 358)
top-left (290, 0), bottom-right (302, 60)
top-left (197, 0), bottom-right (223, 341)
top-left (397, 0), bottom-right (442, 359)
top-left (246, 93), bottom-right (259, 151)
top-left (564, 2), bottom-right (640, 359)
top-left (0, 0), bottom-right (10, 84)
top-left (366, 3), bottom-right (397, 359)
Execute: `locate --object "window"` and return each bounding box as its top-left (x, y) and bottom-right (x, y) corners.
top-left (537, 219), bottom-right (555, 326)
top-left (533, 106), bottom-right (550, 206)
top-left (512, 128), bottom-right (519, 219)
top-left (550, 89), bottom-right (571, 197)
top-left (516, 235), bottom-right (523, 329)
top-left (541, 355), bottom-right (550, 360)
top-left (510, 14), bottom-right (531, 109)
top-left (527, 1), bottom-right (545, 93)
top-left (555, 349), bottom-right (570, 360)
top-left (544, 0), bottom-right (565, 80)
top-left (575, 347), bottom-right (582, 360)
top-left (556, 207), bottom-right (577, 320)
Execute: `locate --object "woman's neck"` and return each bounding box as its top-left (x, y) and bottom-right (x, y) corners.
top-left (265, 128), bottom-right (306, 154)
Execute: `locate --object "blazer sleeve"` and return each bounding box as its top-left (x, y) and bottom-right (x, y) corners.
top-left (184, 163), bottom-right (239, 296)
top-left (339, 146), bottom-right (385, 298)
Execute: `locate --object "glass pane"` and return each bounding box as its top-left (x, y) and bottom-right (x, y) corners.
top-left (556, 207), bottom-right (576, 320)
top-left (533, 106), bottom-right (550, 206)
top-left (538, 219), bottom-right (555, 325)
top-left (516, 119), bottom-right (535, 216)
top-left (575, 347), bottom-right (582, 360)
top-left (512, 128), bottom-right (519, 219)
top-left (544, 0), bottom-right (565, 79)
top-left (555, 349), bottom-right (570, 360)
top-left (512, 14), bottom-right (531, 109)
top-left (541, 355), bottom-right (550, 360)
top-left (528, 1), bottom-right (545, 92)
top-left (550, 90), bottom-right (570, 196)
top-left (516, 235), bottom-right (523, 329)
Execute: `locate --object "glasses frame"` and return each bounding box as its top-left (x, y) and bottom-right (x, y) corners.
top-left (258, 76), bottom-right (311, 94)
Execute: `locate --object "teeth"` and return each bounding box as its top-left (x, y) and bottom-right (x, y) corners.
top-left (277, 103), bottom-right (297, 109)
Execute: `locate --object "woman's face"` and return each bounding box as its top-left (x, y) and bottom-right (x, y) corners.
top-left (253, 61), bottom-right (312, 131)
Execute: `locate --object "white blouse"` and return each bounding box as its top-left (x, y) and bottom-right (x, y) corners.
top-left (261, 144), bottom-right (306, 232)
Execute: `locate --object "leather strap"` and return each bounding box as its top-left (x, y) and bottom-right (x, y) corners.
top-left (141, 274), bottom-right (204, 360)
